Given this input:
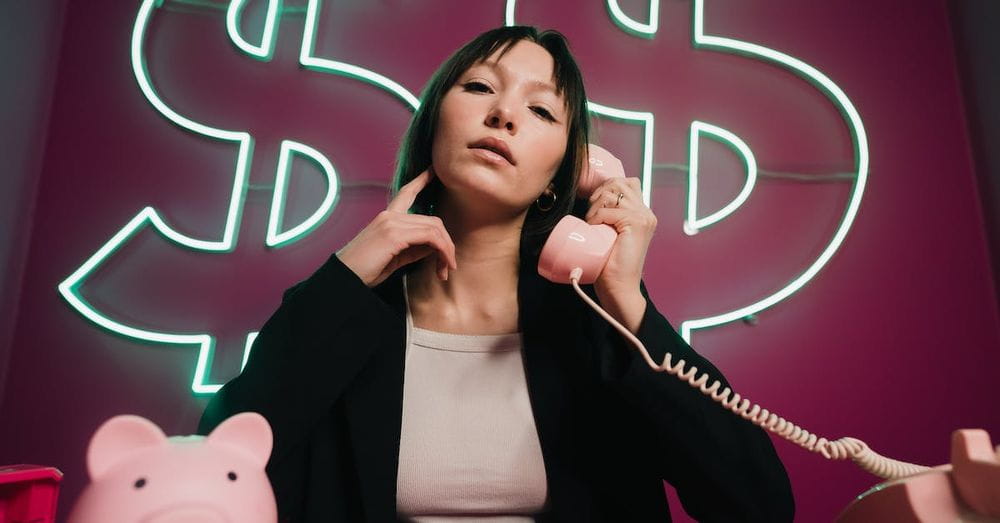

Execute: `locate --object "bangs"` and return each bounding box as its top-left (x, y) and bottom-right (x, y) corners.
top-left (457, 31), bottom-right (578, 113)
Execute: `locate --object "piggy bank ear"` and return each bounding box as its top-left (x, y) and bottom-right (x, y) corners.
top-left (87, 415), bottom-right (168, 480)
top-left (206, 412), bottom-right (273, 468)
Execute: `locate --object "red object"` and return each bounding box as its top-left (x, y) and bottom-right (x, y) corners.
top-left (0, 465), bottom-right (63, 523)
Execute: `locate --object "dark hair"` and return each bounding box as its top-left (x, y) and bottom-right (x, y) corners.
top-left (391, 25), bottom-right (590, 264)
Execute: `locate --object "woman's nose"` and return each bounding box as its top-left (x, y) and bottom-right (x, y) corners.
top-left (485, 104), bottom-right (516, 133)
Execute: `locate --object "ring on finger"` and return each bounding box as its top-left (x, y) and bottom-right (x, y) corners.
top-left (615, 192), bottom-right (624, 207)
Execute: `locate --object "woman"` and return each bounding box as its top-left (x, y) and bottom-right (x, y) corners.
top-left (199, 26), bottom-right (794, 522)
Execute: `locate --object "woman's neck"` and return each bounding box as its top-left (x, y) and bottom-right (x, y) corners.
top-left (406, 202), bottom-right (526, 334)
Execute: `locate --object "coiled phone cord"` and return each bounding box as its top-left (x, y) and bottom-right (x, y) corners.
top-left (569, 268), bottom-right (929, 481)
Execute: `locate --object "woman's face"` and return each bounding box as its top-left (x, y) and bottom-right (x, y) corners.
top-left (432, 39), bottom-right (569, 216)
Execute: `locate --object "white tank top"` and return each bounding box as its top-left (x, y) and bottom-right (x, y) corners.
top-left (396, 274), bottom-right (549, 522)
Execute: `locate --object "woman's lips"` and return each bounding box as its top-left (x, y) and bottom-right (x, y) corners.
top-left (470, 147), bottom-right (514, 166)
top-left (468, 137), bottom-right (515, 165)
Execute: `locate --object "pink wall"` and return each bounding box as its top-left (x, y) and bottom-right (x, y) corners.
top-left (2, 1), bottom-right (998, 520)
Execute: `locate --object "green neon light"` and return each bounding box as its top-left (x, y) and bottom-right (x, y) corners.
top-left (58, 0), bottom-right (262, 394)
top-left (225, 0), bottom-right (281, 61)
top-left (504, 0), bottom-right (517, 27)
top-left (57, 210), bottom-right (220, 394)
top-left (299, 0), bottom-right (420, 109)
top-left (58, 0), bottom-right (257, 392)
top-left (684, 120), bottom-right (758, 235)
top-left (57, 209), bottom-right (260, 394)
top-left (266, 140), bottom-right (341, 247)
top-left (606, 0), bottom-right (659, 37)
top-left (679, 0), bottom-right (869, 342)
top-left (131, 0), bottom-right (251, 251)
top-left (242, 332), bottom-right (258, 371)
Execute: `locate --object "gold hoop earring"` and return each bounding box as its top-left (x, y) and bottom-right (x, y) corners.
top-left (535, 187), bottom-right (557, 212)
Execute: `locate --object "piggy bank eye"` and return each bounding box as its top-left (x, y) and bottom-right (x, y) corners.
top-left (133, 478), bottom-right (147, 489)
top-left (227, 471), bottom-right (237, 481)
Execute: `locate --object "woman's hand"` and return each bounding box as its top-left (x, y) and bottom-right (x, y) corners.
top-left (584, 176), bottom-right (657, 332)
top-left (336, 169), bottom-right (458, 288)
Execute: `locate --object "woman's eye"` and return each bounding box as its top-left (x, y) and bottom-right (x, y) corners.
top-left (532, 107), bottom-right (555, 122)
top-left (464, 81), bottom-right (491, 93)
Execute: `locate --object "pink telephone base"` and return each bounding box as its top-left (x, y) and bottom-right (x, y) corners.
top-left (838, 429), bottom-right (1000, 522)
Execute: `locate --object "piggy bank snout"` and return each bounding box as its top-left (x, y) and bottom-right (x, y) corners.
top-left (71, 451), bottom-right (276, 523)
top-left (143, 505), bottom-right (227, 523)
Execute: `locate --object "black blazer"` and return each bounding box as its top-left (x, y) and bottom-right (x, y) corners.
top-left (199, 253), bottom-right (794, 522)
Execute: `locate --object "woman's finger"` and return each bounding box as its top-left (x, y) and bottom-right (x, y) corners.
top-left (386, 168), bottom-right (434, 214)
top-left (390, 222), bottom-right (457, 280)
top-left (396, 214), bottom-right (458, 270)
top-left (589, 190), bottom-right (634, 216)
top-left (590, 178), bottom-right (642, 208)
top-left (587, 206), bottom-right (657, 232)
top-left (415, 223), bottom-right (456, 280)
top-left (586, 207), bottom-right (654, 235)
top-left (374, 244), bottom-right (437, 284)
top-left (588, 177), bottom-right (625, 203)
top-left (585, 206), bottom-right (628, 228)
top-left (588, 180), bottom-right (610, 204)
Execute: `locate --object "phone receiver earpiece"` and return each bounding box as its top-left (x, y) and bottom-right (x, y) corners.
top-left (576, 143), bottom-right (625, 198)
top-left (538, 144), bottom-right (626, 284)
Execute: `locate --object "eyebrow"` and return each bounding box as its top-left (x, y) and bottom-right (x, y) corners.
top-left (471, 61), bottom-right (559, 96)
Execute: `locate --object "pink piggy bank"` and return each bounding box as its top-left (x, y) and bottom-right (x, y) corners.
top-left (68, 412), bottom-right (277, 523)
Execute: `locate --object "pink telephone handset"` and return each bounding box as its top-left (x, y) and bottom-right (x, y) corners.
top-left (538, 144), bottom-right (625, 284)
top-left (537, 144), bottom-right (1000, 520)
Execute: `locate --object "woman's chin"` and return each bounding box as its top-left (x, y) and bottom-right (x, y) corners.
top-left (436, 166), bottom-right (535, 214)
top-left (446, 190), bottom-right (528, 219)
